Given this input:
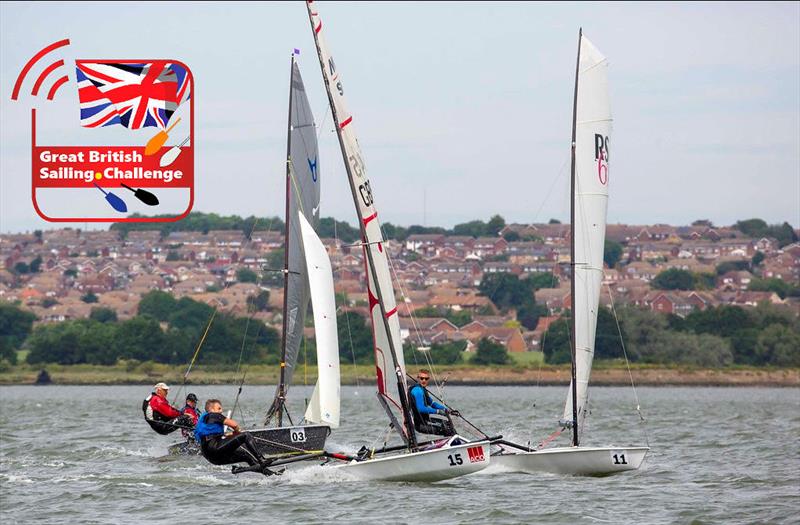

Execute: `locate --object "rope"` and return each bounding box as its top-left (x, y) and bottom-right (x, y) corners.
top-left (172, 308), bottom-right (217, 404)
top-left (605, 281), bottom-right (650, 447)
top-left (537, 427), bottom-right (564, 450)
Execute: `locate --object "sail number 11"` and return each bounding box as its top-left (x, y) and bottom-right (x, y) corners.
top-left (612, 453), bottom-right (627, 465)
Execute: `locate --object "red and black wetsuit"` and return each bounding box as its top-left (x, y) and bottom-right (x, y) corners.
top-left (142, 393), bottom-right (190, 435)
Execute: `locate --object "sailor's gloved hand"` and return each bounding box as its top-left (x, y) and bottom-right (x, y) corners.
top-left (436, 409), bottom-right (447, 415)
top-left (449, 409), bottom-right (461, 417)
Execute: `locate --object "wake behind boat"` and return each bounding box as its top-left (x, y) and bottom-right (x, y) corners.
top-left (493, 29), bottom-right (648, 476)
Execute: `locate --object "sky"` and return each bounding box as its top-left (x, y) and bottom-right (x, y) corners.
top-left (1, 1), bottom-right (798, 233)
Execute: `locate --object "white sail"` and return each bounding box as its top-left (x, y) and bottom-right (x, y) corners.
top-left (563, 34), bottom-right (611, 427)
top-left (299, 214), bottom-right (340, 428)
top-left (306, 1), bottom-right (409, 433)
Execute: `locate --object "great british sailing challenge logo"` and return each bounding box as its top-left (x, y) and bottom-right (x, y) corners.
top-left (11, 39), bottom-right (194, 222)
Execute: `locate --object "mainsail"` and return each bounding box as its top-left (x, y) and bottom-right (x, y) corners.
top-left (306, 0), bottom-right (414, 443)
top-left (299, 213), bottom-right (341, 428)
top-left (563, 32), bottom-right (611, 441)
top-left (268, 55), bottom-right (321, 424)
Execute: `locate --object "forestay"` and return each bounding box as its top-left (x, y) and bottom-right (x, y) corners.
top-left (306, 0), bottom-right (410, 438)
top-left (299, 214), bottom-right (340, 428)
top-left (563, 34), bottom-right (611, 430)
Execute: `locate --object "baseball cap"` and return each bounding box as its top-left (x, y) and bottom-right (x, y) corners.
top-left (186, 393), bottom-right (198, 402)
top-left (154, 382), bottom-right (170, 390)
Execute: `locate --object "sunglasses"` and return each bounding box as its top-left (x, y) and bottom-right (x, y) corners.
top-left (418, 377), bottom-right (430, 381)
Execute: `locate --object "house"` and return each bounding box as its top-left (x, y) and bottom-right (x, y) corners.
top-left (405, 234), bottom-right (445, 256)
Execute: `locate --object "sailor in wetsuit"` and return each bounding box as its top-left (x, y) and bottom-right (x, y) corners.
top-left (194, 399), bottom-right (273, 475)
top-left (408, 369), bottom-right (458, 437)
top-left (142, 382), bottom-right (194, 435)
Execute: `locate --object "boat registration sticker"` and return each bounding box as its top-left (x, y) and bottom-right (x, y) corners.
top-left (289, 428), bottom-right (306, 443)
top-left (467, 446), bottom-right (485, 463)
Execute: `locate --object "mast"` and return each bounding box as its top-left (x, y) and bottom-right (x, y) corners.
top-left (271, 53), bottom-right (296, 427)
top-left (305, 1), bottom-right (417, 447)
top-left (569, 28), bottom-right (582, 448)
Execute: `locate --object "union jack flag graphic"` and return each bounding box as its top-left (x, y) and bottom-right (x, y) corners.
top-left (75, 61), bottom-right (191, 129)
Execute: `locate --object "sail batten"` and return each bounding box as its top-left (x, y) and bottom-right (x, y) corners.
top-left (564, 32), bottom-right (611, 435)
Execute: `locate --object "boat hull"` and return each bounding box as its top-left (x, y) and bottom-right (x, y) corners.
top-left (337, 438), bottom-right (491, 482)
top-left (493, 446), bottom-right (649, 476)
top-left (167, 439), bottom-right (201, 456)
top-left (247, 424), bottom-right (330, 459)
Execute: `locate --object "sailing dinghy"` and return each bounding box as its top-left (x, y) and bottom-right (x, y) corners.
top-left (242, 53), bottom-right (340, 461)
top-left (493, 30), bottom-right (648, 476)
top-left (305, 0), bottom-right (494, 482)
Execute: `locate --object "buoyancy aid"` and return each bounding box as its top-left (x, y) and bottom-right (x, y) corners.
top-left (142, 393), bottom-right (177, 435)
top-left (408, 384), bottom-right (434, 427)
top-left (194, 412), bottom-right (224, 442)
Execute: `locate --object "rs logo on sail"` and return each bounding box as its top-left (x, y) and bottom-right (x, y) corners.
top-left (595, 133), bottom-right (609, 185)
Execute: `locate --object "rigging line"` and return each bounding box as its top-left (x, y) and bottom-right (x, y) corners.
top-left (334, 220), bottom-right (361, 390)
top-left (604, 280), bottom-right (649, 447)
top-left (172, 308), bottom-right (217, 404)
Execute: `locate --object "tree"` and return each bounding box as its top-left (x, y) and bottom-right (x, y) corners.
top-left (13, 262), bottom-right (29, 274)
top-left (751, 251), bottom-right (765, 267)
top-left (541, 315), bottom-right (571, 364)
top-left (29, 256), bottom-right (42, 273)
top-left (594, 307), bottom-right (626, 360)
top-left (452, 220), bottom-right (488, 238)
top-left (166, 250), bottom-right (180, 261)
top-left (652, 268), bottom-right (695, 290)
top-left (478, 273), bottom-right (534, 310)
top-left (768, 222), bottom-right (798, 247)
top-left (262, 249), bottom-right (284, 286)
top-left (604, 240), bottom-right (624, 268)
top-left (734, 218), bottom-right (769, 237)
top-left (527, 272), bottom-right (559, 290)
top-left (41, 298), bottom-right (59, 308)
top-left (247, 290), bottom-right (271, 312)
top-left (715, 260), bottom-right (750, 275)
top-left (472, 338), bottom-right (510, 365)
top-left (138, 290), bottom-right (177, 321)
top-left (486, 215), bottom-right (506, 236)
top-left (0, 338), bottom-right (17, 365)
top-left (502, 230), bottom-right (521, 242)
top-left (692, 219), bottom-right (714, 227)
top-left (337, 311), bottom-right (374, 364)
top-left (0, 303), bottom-right (36, 350)
top-left (90, 307), bottom-right (117, 323)
top-left (517, 301), bottom-right (547, 330)
top-left (63, 268), bottom-right (77, 278)
top-left (236, 268), bottom-right (258, 283)
top-left (80, 291), bottom-right (99, 303)
top-left (548, 218), bottom-right (561, 224)
top-left (748, 277), bottom-right (795, 299)
top-left (755, 324), bottom-right (800, 367)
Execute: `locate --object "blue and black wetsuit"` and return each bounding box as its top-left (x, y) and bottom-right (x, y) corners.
top-left (408, 384), bottom-right (455, 437)
top-left (194, 412), bottom-right (265, 467)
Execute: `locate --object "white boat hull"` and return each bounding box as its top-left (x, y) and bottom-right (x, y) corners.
top-left (493, 446), bottom-right (649, 476)
top-left (337, 438), bottom-right (491, 482)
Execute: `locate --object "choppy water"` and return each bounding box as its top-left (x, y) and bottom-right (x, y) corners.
top-left (1, 384), bottom-right (798, 524)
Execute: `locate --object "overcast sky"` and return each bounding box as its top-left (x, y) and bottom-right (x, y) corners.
top-left (1, 1), bottom-right (798, 233)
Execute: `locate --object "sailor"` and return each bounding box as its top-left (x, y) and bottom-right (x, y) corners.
top-left (194, 399), bottom-right (274, 475)
top-left (142, 382), bottom-right (193, 435)
top-left (408, 369), bottom-right (458, 437)
top-left (180, 393), bottom-right (200, 439)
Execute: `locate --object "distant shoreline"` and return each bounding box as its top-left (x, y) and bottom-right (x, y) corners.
top-left (0, 365), bottom-right (796, 387)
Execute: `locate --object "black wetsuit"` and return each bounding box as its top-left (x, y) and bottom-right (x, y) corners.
top-left (197, 413), bottom-right (264, 467)
top-left (408, 384), bottom-right (456, 437)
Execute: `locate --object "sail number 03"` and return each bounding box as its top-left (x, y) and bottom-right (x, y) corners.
top-left (289, 428), bottom-right (307, 443)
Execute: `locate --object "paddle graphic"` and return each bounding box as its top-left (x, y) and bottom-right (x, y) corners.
top-left (93, 182), bottom-right (127, 212)
top-left (120, 183), bottom-right (159, 206)
top-left (144, 117), bottom-right (182, 156)
top-left (159, 136), bottom-right (190, 167)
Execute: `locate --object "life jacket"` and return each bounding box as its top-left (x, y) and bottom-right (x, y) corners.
top-left (181, 404), bottom-right (199, 425)
top-left (142, 393), bottom-right (176, 435)
top-left (408, 384), bottom-right (434, 428)
top-left (194, 411), bottom-right (224, 442)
